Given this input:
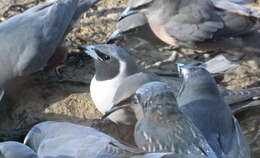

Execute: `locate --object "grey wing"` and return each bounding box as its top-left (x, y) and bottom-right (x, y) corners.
top-left (211, 0), bottom-right (260, 18)
top-left (135, 118), bottom-right (217, 158)
top-left (22, 1), bottom-right (55, 14)
top-left (231, 99), bottom-right (260, 113)
top-left (24, 121), bottom-right (109, 152)
top-left (223, 87), bottom-right (260, 105)
top-left (117, 12), bottom-right (148, 32)
top-left (91, 141), bottom-right (143, 158)
top-left (131, 152), bottom-right (210, 158)
top-left (26, 122), bottom-right (142, 158)
top-left (37, 0), bottom-right (78, 48)
top-left (165, 0), bottom-right (224, 45)
top-left (112, 72), bottom-right (160, 105)
top-left (0, 142), bottom-right (38, 158)
top-left (131, 153), bottom-right (175, 158)
top-left (159, 76), bottom-right (182, 95)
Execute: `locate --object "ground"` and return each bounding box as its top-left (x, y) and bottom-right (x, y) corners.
top-left (0, 0), bottom-right (260, 157)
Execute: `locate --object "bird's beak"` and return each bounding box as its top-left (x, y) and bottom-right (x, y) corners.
top-left (78, 45), bottom-right (104, 61)
top-left (119, 7), bottom-right (138, 21)
top-left (176, 63), bottom-right (184, 76)
top-left (102, 104), bottom-right (133, 120)
top-left (0, 90), bottom-right (4, 101)
top-left (176, 63), bottom-right (184, 73)
top-left (102, 97), bottom-right (135, 120)
top-left (106, 29), bottom-right (123, 44)
top-left (102, 95), bottom-right (144, 120)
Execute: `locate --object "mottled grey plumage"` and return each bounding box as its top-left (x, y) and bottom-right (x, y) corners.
top-left (80, 44), bottom-right (260, 125)
top-left (115, 0), bottom-right (260, 53)
top-left (0, 141), bottom-right (38, 158)
top-left (132, 81), bottom-right (217, 157)
top-left (177, 66), bottom-right (250, 158)
top-left (0, 0), bottom-right (100, 98)
top-left (24, 121), bottom-right (174, 158)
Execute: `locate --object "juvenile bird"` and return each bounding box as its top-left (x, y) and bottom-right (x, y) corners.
top-left (104, 81), bottom-right (218, 158)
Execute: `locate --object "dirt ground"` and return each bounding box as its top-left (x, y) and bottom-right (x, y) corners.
top-left (1, 0), bottom-right (260, 157)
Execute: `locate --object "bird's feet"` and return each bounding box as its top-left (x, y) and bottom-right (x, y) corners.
top-left (55, 64), bottom-right (66, 80)
top-left (145, 51), bottom-right (178, 69)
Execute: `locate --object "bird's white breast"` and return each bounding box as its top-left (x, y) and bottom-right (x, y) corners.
top-left (90, 75), bottom-right (123, 114)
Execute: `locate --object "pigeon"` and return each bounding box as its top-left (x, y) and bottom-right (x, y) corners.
top-left (0, 0), bottom-right (100, 99)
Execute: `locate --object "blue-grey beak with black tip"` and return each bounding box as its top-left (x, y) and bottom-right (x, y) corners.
top-left (176, 63), bottom-right (184, 74)
top-left (106, 29), bottom-right (123, 44)
top-left (78, 45), bottom-right (104, 61)
top-left (101, 103), bottom-right (126, 120)
top-left (119, 7), bottom-right (138, 21)
top-left (101, 95), bottom-right (137, 120)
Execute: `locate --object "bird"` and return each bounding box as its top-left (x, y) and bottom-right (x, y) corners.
top-left (108, 11), bottom-right (260, 55)
top-left (24, 121), bottom-right (176, 158)
top-left (0, 141), bottom-right (38, 158)
top-left (78, 44), bottom-right (166, 125)
top-left (104, 81), bottom-right (218, 158)
top-left (0, 0), bottom-right (100, 99)
top-left (177, 65), bottom-right (250, 158)
top-left (79, 44), bottom-right (260, 125)
top-left (115, 0), bottom-right (260, 53)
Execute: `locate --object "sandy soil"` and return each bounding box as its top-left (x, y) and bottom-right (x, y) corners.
top-left (1, 0), bottom-right (260, 157)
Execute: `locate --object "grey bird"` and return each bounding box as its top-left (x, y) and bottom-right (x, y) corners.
top-left (104, 81), bottom-right (218, 158)
top-left (78, 44), bottom-right (167, 125)
top-left (177, 65), bottom-right (250, 158)
top-left (24, 121), bottom-right (176, 158)
top-left (79, 44), bottom-right (260, 125)
top-left (0, 0), bottom-right (100, 99)
top-left (108, 11), bottom-right (260, 54)
top-left (0, 141), bottom-right (38, 158)
top-left (116, 0), bottom-right (260, 53)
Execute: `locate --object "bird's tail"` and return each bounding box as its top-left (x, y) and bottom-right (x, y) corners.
top-left (211, 0), bottom-right (260, 18)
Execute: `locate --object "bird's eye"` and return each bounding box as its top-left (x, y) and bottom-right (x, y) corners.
top-left (104, 55), bottom-right (110, 61)
top-left (95, 49), bottom-right (111, 61)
